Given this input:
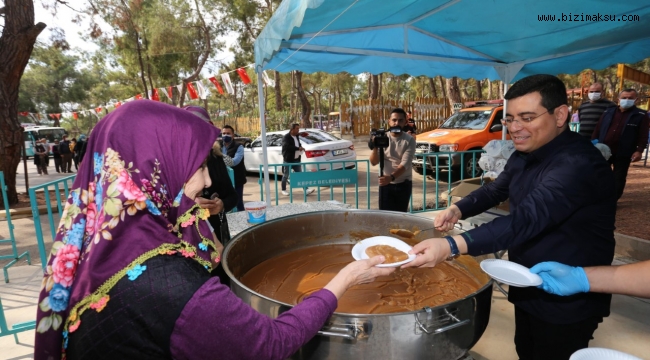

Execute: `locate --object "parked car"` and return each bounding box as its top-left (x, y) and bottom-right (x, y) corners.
top-left (412, 100), bottom-right (509, 178)
top-left (244, 129), bottom-right (357, 174)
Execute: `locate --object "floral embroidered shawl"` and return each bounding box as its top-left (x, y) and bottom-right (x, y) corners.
top-left (34, 100), bottom-right (221, 359)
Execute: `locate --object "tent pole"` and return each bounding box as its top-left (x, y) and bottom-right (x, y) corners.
top-left (502, 82), bottom-right (509, 141)
top-left (257, 69), bottom-right (272, 207)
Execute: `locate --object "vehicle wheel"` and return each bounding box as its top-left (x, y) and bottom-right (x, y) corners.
top-left (461, 153), bottom-right (483, 179)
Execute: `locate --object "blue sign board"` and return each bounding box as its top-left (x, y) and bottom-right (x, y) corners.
top-left (291, 169), bottom-right (357, 188)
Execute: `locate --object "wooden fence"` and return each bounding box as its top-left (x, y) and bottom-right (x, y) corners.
top-left (215, 97), bottom-right (475, 137)
top-left (341, 97), bottom-right (474, 136)
top-left (214, 116), bottom-right (261, 135)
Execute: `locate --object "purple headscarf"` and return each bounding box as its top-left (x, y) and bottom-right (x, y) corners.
top-left (35, 100), bottom-right (220, 359)
top-left (183, 105), bottom-right (221, 138)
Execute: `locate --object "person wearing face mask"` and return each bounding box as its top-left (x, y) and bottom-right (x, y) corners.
top-left (369, 108), bottom-right (416, 212)
top-left (577, 82), bottom-right (616, 140)
top-left (220, 125), bottom-right (248, 211)
top-left (592, 89), bottom-right (649, 200)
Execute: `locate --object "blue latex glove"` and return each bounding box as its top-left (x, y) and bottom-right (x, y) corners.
top-left (591, 139), bottom-right (599, 145)
top-left (530, 261), bottom-right (590, 296)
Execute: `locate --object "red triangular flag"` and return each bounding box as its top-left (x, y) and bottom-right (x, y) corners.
top-left (54, 113), bottom-right (61, 120)
top-left (209, 77), bottom-right (224, 95)
top-left (18, 111), bottom-right (29, 117)
top-left (95, 107), bottom-right (103, 114)
top-left (115, 102), bottom-right (122, 108)
top-left (186, 82), bottom-right (199, 100)
top-left (73, 112), bottom-right (78, 120)
top-left (151, 88), bottom-right (160, 101)
top-left (236, 68), bottom-right (251, 84)
top-left (49, 114), bottom-right (56, 120)
top-left (167, 86), bottom-right (173, 99)
top-left (135, 94), bottom-right (143, 100)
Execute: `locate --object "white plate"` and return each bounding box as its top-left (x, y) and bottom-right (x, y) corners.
top-left (570, 348), bottom-right (642, 360)
top-left (480, 259), bottom-right (542, 287)
top-left (351, 236), bottom-right (416, 268)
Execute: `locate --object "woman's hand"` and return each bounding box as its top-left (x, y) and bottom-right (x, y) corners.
top-left (400, 238), bottom-right (450, 269)
top-left (324, 256), bottom-right (396, 299)
top-left (195, 197), bottom-right (224, 215)
top-left (433, 205), bottom-right (462, 232)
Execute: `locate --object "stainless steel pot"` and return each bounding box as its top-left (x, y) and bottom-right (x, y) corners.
top-left (223, 210), bottom-right (493, 360)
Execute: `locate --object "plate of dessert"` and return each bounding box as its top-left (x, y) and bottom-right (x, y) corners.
top-left (351, 236), bottom-right (416, 268)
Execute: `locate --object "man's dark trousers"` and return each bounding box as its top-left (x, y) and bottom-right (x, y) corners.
top-left (378, 180), bottom-right (412, 212)
top-left (514, 307), bottom-right (601, 360)
top-left (609, 155), bottom-right (632, 200)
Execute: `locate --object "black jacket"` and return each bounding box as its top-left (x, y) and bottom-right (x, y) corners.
top-left (281, 132), bottom-right (301, 163)
top-left (595, 106), bottom-right (649, 158)
top-left (74, 140), bottom-right (87, 163)
top-left (202, 152), bottom-right (237, 244)
top-left (59, 140), bottom-right (72, 154)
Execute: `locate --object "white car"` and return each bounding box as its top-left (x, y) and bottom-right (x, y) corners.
top-left (244, 129), bottom-right (357, 174)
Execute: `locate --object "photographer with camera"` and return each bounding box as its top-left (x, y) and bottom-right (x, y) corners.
top-left (369, 108), bottom-right (416, 212)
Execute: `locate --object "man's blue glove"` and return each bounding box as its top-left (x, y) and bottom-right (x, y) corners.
top-left (530, 261), bottom-right (590, 296)
top-left (591, 139), bottom-right (599, 145)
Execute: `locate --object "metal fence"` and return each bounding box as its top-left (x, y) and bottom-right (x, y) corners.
top-left (258, 160), bottom-right (371, 209)
top-left (410, 150), bottom-right (485, 213)
top-left (28, 175), bottom-right (76, 269)
top-left (0, 171), bottom-right (36, 341)
top-left (0, 172), bottom-right (32, 283)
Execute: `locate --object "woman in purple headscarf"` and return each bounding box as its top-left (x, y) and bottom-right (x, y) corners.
top-left (34, 100), bottom-right (393, 360)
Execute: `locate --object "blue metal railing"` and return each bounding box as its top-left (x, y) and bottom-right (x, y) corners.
top-left (28, 175), bottom-right (76, 270)
top-left (410, 150), bottom-right (485, 213)
top-left (0, 171), bottom-right (31, 283)
top-left (0, 171), bottom-right (36, 341)
top-left (258, 160), bottom-right (371, 209)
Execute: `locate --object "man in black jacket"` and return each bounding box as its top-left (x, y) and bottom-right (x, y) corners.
top-left (59, 135), bottom-right (74, 173)
top-left (220, 125), bottom-right (248, 211)
top-left (281, 124), bottom-right (314, 196)
top-left (405, 74), bottom-right (616, 360)
top-left (592, 89), bottom-right (650, 200)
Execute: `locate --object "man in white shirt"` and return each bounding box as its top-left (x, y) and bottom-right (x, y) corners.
top-left (369, 108), bottom-right (416, 212)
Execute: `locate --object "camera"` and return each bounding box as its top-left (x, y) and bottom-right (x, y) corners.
top-left (369, 128), bottom-right (390, 149)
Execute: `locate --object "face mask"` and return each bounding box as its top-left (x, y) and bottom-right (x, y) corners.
top-left (588, 92), bottom-right (601, 101)
top-left (619, 99), bottom-right (635, 109)
top-left (223, 135), bottom-right (232, 143)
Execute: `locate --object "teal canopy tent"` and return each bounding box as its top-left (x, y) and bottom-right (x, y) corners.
top-left (253, 0), bottom-right (650, 204)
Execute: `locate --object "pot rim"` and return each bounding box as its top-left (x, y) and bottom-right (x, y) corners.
top-left (222, 209), bottom-right (494, 317)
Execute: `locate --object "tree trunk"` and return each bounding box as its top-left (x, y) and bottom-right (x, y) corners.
top-left (445, 77), bottom-right (462, 113)
top-left (377, 74), bottom-right (384, 98)
top-left (438, 76), bottom-right (447, 99)
top-left (274, 70), bottom-right (282, 111)
top-left (370, 74), bottom-right (379, 99)
top-left (475, 79), bottom-right (482, 99)
top-left (290, 71), bottom-right (295, 120)
top-left (295, 71), bottom-right (312, 127)
top-left (0, 0), bottom-right (46, 204)
top-left (498, 80), bottom-right (505, 98)
top-left (428, 78), bottom-right (437, 98)
top-left (487, 79), bottom-right (493, 99)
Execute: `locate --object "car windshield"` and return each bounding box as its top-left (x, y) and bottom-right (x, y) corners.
top-left (298, 130), bottom-right (341, 144)
top-left (439, 110), bottom-right (493, 130)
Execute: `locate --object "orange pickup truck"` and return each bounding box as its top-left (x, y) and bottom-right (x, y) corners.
top-left (412, 101), bottom-right (509, 178)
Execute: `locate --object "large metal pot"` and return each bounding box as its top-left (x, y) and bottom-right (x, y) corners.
top-left (223, 210), bottom-right (492, 360)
